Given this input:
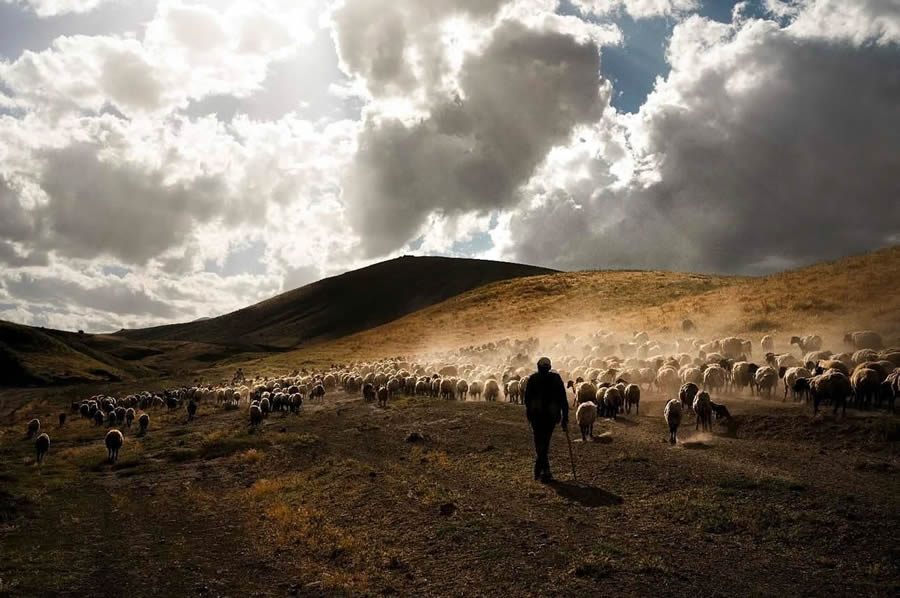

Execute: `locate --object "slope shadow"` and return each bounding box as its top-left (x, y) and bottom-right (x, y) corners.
top-left (547, 481), bottom-right (623, 508)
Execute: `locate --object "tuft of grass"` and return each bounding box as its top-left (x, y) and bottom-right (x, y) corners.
top-left (195, 429), bottom-right (269, 460)
top-left (570, 557), bottom-right (616, 580)
top-left (229, 448), bottom-right (265, 464)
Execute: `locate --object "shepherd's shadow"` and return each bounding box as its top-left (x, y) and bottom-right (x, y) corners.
top-left (547, 480), bottom-right (623, 507)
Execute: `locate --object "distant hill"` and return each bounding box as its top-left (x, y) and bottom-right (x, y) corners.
top-left (115, 256), bottom-right (557, 348)
top-left (5, 248), bottom-right (898, 386)
top-left (247, 246), bottom-right (900, 369)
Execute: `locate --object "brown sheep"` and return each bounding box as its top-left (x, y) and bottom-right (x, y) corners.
top-left (35, 433), bottom-right (50, 464)
top-left (105, 429), bottom-right (124, 463)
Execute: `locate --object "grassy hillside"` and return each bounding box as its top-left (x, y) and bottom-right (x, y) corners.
top-left (0, 322), bottom-right (151, 386)
top-left (246, 246), bottom-right (900, 370)
top-left (3, 247), bottom-right (899, 385)
top-left (116, 256), bottom-right (556, 349)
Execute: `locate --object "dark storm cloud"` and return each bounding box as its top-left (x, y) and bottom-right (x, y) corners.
top-left (0, 175), bottom-right (36, 242)
top-left (511, 24), bottom-right (900, 274)
top-left (3, 272), bottom-right (179, 317)
top-left (344, 20), bottom-right (606, 257)
top-left (0, 241), bottom-right (47, 266)
top-left (331, 0), bottom-right (509, 97)
top-left (35, 142), bottom-right (227, 264)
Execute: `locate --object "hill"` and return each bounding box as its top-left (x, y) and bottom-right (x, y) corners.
top-left (245, 246), bottom-right (900, 370)
top-left (116, 255), bottom-right (556, 348)
top-left (3, 247), bottom-right (899, 385)
top-left (0, 321), bottom-right (154, 386)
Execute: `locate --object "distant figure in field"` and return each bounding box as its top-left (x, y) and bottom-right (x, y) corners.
top-left (524, 357), bottom-right (569, 483)
top-left (232, 368), bottom-right (245, 385)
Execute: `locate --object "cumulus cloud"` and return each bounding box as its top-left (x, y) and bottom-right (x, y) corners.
top-left (504, 8), bottom-right (900, 273)
top-left (36, 142), bottom-right (227, 264)
top-left (341, 16), bottom-right (607, 257)
top-left (0, 0), bottom-right (313, 117)
top-left (3, 0), bottom-right (113, 17)
top-left (330, 0), bottom-right (510, 100)
top-left (0, 0), bottom-right (898, 332)
top-left (769, 0), bottom-right (900, 45)
top-left (3, 271), bottom-right (179, 318)
top-left (572, 0), bottom-right (699, 19)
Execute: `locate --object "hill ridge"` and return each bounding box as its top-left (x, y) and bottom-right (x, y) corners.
top-left (115, 255), bottom-right (557, 348)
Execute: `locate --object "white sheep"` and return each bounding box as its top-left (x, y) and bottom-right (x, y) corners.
top-left (483, 379), bottom-right (501, 402)
top-left (844, 330), bottom-right (883, 350)
top-left (624, 384), bottom-right (640, 415)
top-left (693, 391), bottom-right (712, 431)
top-left (576, 401), bottom-right (598, 441)
top-left (782, 366), bottom-right (811, 401)
top-left (249, 404), bottom-right (263, 427)
top-left (702, 365), bottom-right (727, 394)
top-left (679, 366), bottom-right (703, 386)
top-left (754, 366), bottom-right (779, 398)
top-left (506, 379), bottom-right (521, 404)
top-left (790, 335), bottom-right (822, 353)
top-left (664, 398), bottom-right (682, 445)
top-left (656, 367), bottom-right (680, 396)
top-left (576, 381), bottom-right (598, 406)
top-left (440, 378), bottom-right (456, 400)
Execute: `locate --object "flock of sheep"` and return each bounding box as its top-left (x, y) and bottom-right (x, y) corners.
top-left (19, 328), bottom-right (900, 464)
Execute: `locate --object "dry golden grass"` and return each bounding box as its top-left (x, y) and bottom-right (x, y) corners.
top-left (244, 246), bottom-right (900, 369)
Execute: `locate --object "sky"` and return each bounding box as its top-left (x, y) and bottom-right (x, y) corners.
top-left (0, 0), bottom-right (898, 333)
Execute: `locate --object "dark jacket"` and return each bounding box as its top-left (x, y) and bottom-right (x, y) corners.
top-left (524, 370), bottom-right (568, 424)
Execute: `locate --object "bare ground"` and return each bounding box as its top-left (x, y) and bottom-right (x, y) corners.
top-left (1, 387), bottom-right (898, 597)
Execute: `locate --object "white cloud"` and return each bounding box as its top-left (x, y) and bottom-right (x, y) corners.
top-left (769, 0), bottom-right (900, 45)
top-left (572, 0), bottom-right (699, 19)
top-left (335, 0), bottom-right (612, 257)
top-left (0, 0), bottom-right (898, 332)
top-left (501, 7), bottom-right (900, 273)
top-left (3, 0), bottom-right (114, 17)
top-left (0, 1), bottom-right (314, 117)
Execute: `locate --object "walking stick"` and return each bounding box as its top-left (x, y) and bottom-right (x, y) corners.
top-left (562, 422), bottom-right (577, 483)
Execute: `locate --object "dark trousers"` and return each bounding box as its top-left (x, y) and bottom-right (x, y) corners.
top-left (530, 418), bottom-right (557, 478)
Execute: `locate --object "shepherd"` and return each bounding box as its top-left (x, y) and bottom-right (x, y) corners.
top-left (524, 357), bottom-right (569, 483)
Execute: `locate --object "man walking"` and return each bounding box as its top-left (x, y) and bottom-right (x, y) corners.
top-left (524, 357), bottom-right (568, 482)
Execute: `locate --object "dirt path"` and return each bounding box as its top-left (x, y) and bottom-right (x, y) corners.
top-left (1, 389), bottom-right (898, 597)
